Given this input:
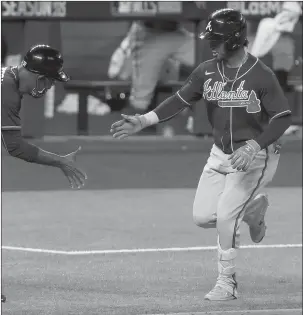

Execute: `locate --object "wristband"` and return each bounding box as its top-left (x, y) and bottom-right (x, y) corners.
top-left (140, 111), bottom-right (160, 128)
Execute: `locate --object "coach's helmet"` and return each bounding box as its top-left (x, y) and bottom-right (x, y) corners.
top-left (22, 44), bottom-right (70, 82)
top-left (200, 8), bottom-right (248, 51)
top-left (21, 44), bottom-right (70, 98)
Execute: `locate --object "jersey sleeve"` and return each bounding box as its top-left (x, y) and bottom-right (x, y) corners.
top-left (260, 70), bottom-right (292, 123)
top-left (176, 64), bottom-right (204, 106)
top-left (1, 109), bottom-right (22, 130)
top-left (1, 67), bottom-right (22, 130)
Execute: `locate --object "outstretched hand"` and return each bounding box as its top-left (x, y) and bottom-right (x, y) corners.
top-left (110, 114), bottom-right (143, 139)
top-left (60, 146), bottom-right (87, 189)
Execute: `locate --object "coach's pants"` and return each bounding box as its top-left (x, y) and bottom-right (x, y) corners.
top-left (193, 144), bottom-right (280, 250)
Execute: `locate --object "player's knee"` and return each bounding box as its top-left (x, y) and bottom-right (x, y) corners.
top-left (193, 198), bottom-right (217, 228)
top-left (193, 213), bottom-right (216, 229)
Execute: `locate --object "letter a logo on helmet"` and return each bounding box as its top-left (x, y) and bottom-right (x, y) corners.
top-left (199, 8), bottom-right (248, 51)
top-left (206, 21), bottom-right (212, 32)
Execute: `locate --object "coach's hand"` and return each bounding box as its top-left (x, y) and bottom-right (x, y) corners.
top-left (59, 146), bottom-right (87, 189)
top-left (110, 114), bottom-right (145, 139)
top-left (228, 140), bottom-right (261, 172)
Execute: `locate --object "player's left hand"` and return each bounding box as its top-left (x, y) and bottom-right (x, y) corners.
top-left (228, 140), bottom-right (261, 172)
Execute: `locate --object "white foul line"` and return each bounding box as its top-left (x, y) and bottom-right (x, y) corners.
top-left (1, 243), bottom-right (302, 256)
top-left (144, 309), bottom-right (303, 315)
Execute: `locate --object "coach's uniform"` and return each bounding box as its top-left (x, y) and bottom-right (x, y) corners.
top-left (1, 66), bottom-right (39, 161)
top-left (1, 65), bottom-right (49, 162)
top-left (176, 54), bottom-right (291, 248)
top-left (1, 66), bottom-right (30, 159)
top-left (2, 67), bottom-right (22, 130)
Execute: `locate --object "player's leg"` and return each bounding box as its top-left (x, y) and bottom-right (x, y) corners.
top-left (193, 164), bottom-right (225, 229)
top-left (241, 145), bottom-right (280, 243)
top-left (193, 145), bottom-right (226, 229)
top-left (205, 147), bottom-right (280, 301)
top-left (193, 144), bottom-right (241, 248)
top-left (193, 147), bottom-right (236, 301)
top-left (217, 147), bottom-right (279, 250)
top-left (242, 192), bottom-right (269, 243)
top-left (204, 236), bottom-right (238, 301)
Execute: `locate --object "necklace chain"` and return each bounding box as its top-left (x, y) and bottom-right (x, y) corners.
top-left (222, 53), bottom-right (248, 83)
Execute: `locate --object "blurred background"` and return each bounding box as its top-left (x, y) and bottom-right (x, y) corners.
top-left (1, 1), bottom-right (302, 138)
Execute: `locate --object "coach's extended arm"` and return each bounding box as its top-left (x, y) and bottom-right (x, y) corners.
top-left (2, 129), bottom-right (65, 166)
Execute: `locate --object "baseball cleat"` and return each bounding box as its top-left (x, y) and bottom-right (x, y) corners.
top-left (248, 193), bottom-right (269, 243)
top-left (204, 285), bottom-right (237, 301)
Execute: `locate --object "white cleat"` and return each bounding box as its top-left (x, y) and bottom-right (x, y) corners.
top-left (204, 284), bottom-right (237, 301)
top-left (204, 274), bottom-right (238, 301)
top-left (247, 193), bottom-right (269, 243)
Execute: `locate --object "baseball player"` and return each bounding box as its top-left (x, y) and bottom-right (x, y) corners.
top-left (1, 45), bottom-right (87, 303)
top-left (110, 9), bottom-right (291, 301)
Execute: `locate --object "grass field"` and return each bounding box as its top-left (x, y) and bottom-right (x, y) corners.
top-left (1, 138), bottom-right (302, 315)
top-left (2, 188), bottom-right (302, 315)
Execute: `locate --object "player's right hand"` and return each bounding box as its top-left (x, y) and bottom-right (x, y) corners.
top-left (59, 146), bottom-right (87, 189)
top-left (110, 114), bottom-right (143, 139)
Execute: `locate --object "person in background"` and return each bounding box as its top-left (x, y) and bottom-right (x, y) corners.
top-left (107, 0), bottom-right (208, 133)
top-left (250, 1), bottom-right (302, 135)
top-left (108, 20), bottom-right (195, 134)
top-left (107, 20), bottom-right (195, 134)
top-left (108, 21), bottom-right (193, 83)
top-left (109, 1), bottom-right (206, 89)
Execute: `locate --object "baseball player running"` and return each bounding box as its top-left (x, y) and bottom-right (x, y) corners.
top-left (110, 9), bottom-right (291, 301)
top-left (1, 45), bottom-right (87, 303)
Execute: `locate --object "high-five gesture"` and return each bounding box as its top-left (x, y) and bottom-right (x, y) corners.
top-left (59, 146), bottom-right (87, 189)
top-left (110, 114), bottom-right (145, 139)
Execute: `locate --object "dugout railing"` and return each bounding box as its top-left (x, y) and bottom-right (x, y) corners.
top-left (1, 1), bottom-right (220, 137)
top-left (65, 80), bottom-right (184, 135)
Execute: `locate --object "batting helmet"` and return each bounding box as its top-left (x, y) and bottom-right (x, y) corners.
top-left (22, 44), bottom-right (70, 82)
top-left (200, 8), bottom-right (248, 51)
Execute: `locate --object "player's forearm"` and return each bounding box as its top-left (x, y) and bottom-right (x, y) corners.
top-left (253, 114), bottom-right (291, 150)
top-left (2, 130), bottom-right (63, 167)
top-left (34, 148), bottom-right (64, 167)
top-left (154, 95), bottom-right (188, 122)
top-left (140, 95), bottom-right (187, 127)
